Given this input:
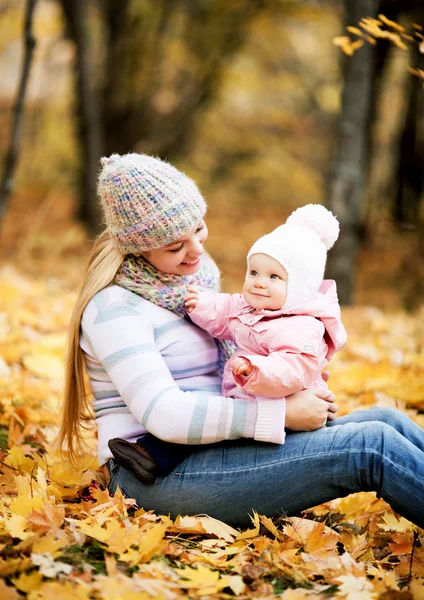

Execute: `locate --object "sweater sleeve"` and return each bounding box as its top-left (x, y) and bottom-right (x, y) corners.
top-left (233, 318), bottom-right (325, 398)
top-left (189, 291), bottom-right (243, 340)
top-left (82, 291), bottom-right (286, 445)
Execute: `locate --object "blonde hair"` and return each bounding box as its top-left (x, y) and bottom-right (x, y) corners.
top-left (57, 229), bottom-right (125, 461)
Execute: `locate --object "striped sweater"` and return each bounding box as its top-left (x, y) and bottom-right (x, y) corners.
top-left (81, 285), bottom-right (286, 465)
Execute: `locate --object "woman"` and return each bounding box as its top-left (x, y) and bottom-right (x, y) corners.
top-left (58, 153), bottom-right (424, 528)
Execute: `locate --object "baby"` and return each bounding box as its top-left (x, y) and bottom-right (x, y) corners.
top-left (185, 204), bottom-right (347, 401)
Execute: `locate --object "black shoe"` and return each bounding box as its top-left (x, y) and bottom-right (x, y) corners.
top-left (108, 438), bottom-right (160, 485)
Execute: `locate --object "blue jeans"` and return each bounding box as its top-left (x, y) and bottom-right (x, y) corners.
top-left (107, 407), bottom-right (424, 528)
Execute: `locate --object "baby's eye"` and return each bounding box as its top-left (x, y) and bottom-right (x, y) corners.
top-left (270, 274), bottom-right (280, 280)
top-left (250, 270), bottom-right (258, 276)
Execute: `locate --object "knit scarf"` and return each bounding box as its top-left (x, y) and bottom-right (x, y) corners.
top-left (114, 252), bottom-right (236, 374)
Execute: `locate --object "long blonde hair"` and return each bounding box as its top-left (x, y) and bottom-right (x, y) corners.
top-left (57, 229), bottom-right (125, 461)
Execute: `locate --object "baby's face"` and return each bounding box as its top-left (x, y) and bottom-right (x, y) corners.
top-left (242, 254), bottom-right (288, 310)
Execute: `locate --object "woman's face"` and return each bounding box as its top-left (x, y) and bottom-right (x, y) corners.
top-left (142, 221), bottom-right (208, 275)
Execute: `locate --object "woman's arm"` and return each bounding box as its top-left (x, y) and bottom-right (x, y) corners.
top-left (82, 290), bottom-right (286, 445)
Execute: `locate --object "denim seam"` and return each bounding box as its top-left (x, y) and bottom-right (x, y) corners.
top-left (168, 449), bottom-right (423, 482)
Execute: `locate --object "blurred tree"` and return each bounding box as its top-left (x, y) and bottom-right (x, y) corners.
top-left (327, 0), bottom-right (424, 304)
top-left (393, 5), bottom-right (424, 226)
top-left (60, 0), bottom-right (266, 233)
top-left (326, 0), bottom-right (379, 304)
top-left (0, 0), bottom-right (37, 228)
top-left (60, 0), bottom-right (102, 230)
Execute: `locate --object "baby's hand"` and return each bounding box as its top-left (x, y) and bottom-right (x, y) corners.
top-left (184, 284), bottom-right (199, 313)
top-left (232, 356), bottom-right (253, 377)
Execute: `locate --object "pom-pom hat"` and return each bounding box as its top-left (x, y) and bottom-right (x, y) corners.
top-left (247, 204), bottom-right (339, 311)
top-left (98, 153), bottom-right (207, 254)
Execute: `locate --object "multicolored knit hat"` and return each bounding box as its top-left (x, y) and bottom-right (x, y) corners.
top-left (247, 204), bottom-right (339, 312)
top-left (98, 153), bottom-right (207, 254)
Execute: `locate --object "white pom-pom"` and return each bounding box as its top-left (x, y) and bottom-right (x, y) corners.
top-left (286, 203), bottom-right (339, 250)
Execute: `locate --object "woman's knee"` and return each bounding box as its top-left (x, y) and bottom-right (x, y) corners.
top-left (367, 406), bottom-right (407, 427)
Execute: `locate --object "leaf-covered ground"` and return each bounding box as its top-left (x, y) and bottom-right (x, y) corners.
top-left (1, 265), bottom-right (424, 599)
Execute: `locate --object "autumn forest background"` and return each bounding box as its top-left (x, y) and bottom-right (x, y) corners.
top-left (1, 0), bottom-right (424, 598)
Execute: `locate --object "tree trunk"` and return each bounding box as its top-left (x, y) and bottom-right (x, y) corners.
top-left (60, 0), bottom-right (103, 234)
top-left (326, 0), bottom-right (380, 304)
top-left (0, 0), bottom-right (37, 228)
top-left (394, 5), bottom-right (424, 226)
top-left (100, 0), bottom-right (265, 161)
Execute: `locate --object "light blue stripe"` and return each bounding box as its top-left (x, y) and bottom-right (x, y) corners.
top-left (83, 333), bottom-right (95, 354)
top-left (124, 293), bottom-right (144, 307)
top-left (229, 400), bottom-right (248, 439)
top-left (102, 344), bottom-right (156, 370)
top-left (187, 394), bottom-right (209, 444)
top-left (171, 361), bottom-right (219, 376)
top-left (93, 289), bottom-right (108, 310)
top-left (123, 369), bottom-right (164, 404)
top-left (93, 402), bottom-right (127, 413)
top-left (95, 305), bottom-right (140, 324)
top-left (216, 402), bottom-right (229, 441)
top-left (178, 384), bottom-right (221, 393)
top-left (154, 319), bottom-right (187, 340)
top-left (141, 387), bottom-right (175, 428)
top-left (93, 390), bottom-right (119, 400)
top-left (86, 365), bottom-right (106, 373)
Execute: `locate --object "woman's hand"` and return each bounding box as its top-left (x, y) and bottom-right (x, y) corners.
top-left (184, 285), bottom-right (199, 313)
top-left (285, 389), bottom-right (338, 431)
top-left (232, 356), bottom-right (253, 377)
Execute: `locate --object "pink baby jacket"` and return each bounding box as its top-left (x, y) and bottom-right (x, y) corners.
top-left (189, 280), bottom-right (347, 400)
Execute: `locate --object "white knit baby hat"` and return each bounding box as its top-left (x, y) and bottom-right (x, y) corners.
top-left (247, 204), bottom-right (340, 311)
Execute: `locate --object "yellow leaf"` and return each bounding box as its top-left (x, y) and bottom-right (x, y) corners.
top-left (380, 512), bottom-right (414, 532)
top-left (335, 574), bottom-right (375, 599)
top-left (0, 579), bottom-right (20, 600)
top-left (332, 36), bottom-right (351, 47)
top-left (0, 557), bottom-right (33, 576)
top-left (5, 513), bottom-right (31, 540)
top-left (173, 513), bottom-right (238, 542)
top-left (23, 353), bottom-right (64, 381)
top-left (10, 493), bottom-right (44, 517)
top-left (197, 515), bottom-right (239, 542)
top-left (410, 577), bottom-right (424, 599)
top-left (220, 574), bottom-right (245, 596)
top-left (27, 501), bottom-right (65, 533)
top-left (378, 14), bottom-right (405, 32)
top-left (32, 531), bottom-right (69, 556)
top-left (11, 571), bottom-right (43, 593)
top-left (259, 514), bottom-right (283, 540)
top-left (132, 521), bottom-right (168, 563)
top-left (303, 521), bottom-right (340, 556)
top-left (174, 563), bottom-right (221, 591)
top-left (236, 511), bottom-right (260, 540)
top-left (347, 26), bottom-right (363, 36)
top-left (4, 446), bottom-right (36, 474)
top-left (27, 581), bottom-right (91, 600)
top-left (73, 516), bottom-right (117, 545)
top-left (388, 531), bottom-right (413, 556)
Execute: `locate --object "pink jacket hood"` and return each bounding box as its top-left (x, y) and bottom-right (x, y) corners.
top-left (283, 279), bottom-right (347, 360)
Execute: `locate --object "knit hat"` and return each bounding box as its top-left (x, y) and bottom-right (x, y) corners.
top-left (247, 204), bottom-right (339, 311)
top-left (98, 153), bottom-right (207, 254)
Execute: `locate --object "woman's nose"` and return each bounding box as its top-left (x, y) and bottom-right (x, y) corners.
top-left (187, 237), bottom-right (204, 256)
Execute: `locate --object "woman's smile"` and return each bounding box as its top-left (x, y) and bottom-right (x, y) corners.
top-left (180, 256), bottom-right (201, 268)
